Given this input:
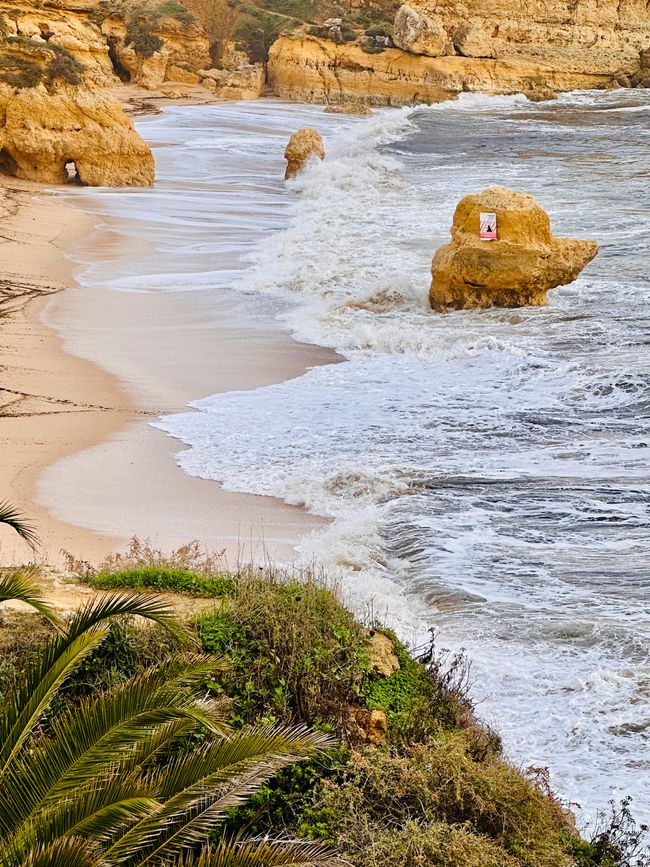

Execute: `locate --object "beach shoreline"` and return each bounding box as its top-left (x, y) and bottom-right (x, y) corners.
top-left (0, 171), bottom-right (337, 568)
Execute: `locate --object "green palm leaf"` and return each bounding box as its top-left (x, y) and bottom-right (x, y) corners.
top-left (64, 592), bottom-right (192, 646)
top-left (0, 501), bottom-right (38, 548)
top-left (181, 838), bottom-right (347, 867)
top-left (0, 627), bottom-right (108, 782)
top-left (0, 591), bottom-right (344, 867)
top-left (0, 568), bottom-right (63, 629)
top-left (104, 726), bottom-right (334, 865)
top-left (0, 657), bottom-right (226, 840)
top-left (14, 836), bottom-right (98, 867)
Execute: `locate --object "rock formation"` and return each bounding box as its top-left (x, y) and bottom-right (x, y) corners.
top-left (268, 35), bottom-right (608, 107)
top-left (324, 102), bottom-right (372, 115)
top-left (199, 61), bottom-right (266, 100)
top-left (365, 629), bottom-right (401, 677)
top-left (429, 187), bottom-right (599, 311)
top-left (393, 4), bottom-right (449, 57)
top-left (102, 12), bottom-right (211, 90)
top-left (0, 83), bottom-right (155, 186)
top-left (267, 0), bottom-right (650, 107)
top-left (284, 127), bottom-right (325, 179)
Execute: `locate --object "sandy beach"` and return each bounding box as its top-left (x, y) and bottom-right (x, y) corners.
top-left (0, 176), bottom-right (336, 568)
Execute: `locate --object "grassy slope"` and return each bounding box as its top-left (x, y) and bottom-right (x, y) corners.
top-left (1, 551), bottom-right (633, 867)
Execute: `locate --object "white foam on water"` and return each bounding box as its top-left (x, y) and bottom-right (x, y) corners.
top-left (59, 94), bottom-right (650, 826)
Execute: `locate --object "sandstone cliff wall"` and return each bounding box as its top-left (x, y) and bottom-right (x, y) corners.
top-left (268, 34), bottom-right (610, 106)
top-left (0, 83), bottom-right (155, 185)
top-left (268, 0), bottom-right (650, 106)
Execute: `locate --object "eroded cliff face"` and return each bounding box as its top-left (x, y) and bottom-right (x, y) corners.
top-left (0, 82), bottom-right (155, 185)
top-left (0, 1), bottom-right (218, 185)
top-left (267, 0), bottom-right (650, 106)
top-left (268, 33), bottom-right (610, 106)
top-left (392, 0), bottom-right (650, 76)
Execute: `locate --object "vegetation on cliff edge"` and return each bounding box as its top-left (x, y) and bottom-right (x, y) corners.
top-left (2, 541), bottom-right (645, 866)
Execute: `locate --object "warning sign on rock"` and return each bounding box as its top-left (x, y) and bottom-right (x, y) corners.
top-left (480, 212), bottom-right (497, 241)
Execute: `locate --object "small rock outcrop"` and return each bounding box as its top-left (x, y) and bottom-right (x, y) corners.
top-left (430, 188), bottom-right (599, 311)
top-left (284, 127), bottom-right (324, 179)
top-left (0, 84), bottom-right (155, 186)
top-left (324, 102), bottom-right (372, 116)
top-left (365, 629), bottom-right (401, 677)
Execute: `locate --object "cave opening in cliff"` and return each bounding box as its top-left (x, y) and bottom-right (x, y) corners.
top-left (108, 38), bottom-right (131, 82)
top-left (0, 148), bottom-right (18, 177)
top-left (64, 160), bottom-right (84, 186)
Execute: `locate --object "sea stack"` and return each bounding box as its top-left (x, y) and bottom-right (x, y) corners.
top-left (284, 127), bottom-right (325, 179)
top-left (429, 187), bottom-right (599, 311)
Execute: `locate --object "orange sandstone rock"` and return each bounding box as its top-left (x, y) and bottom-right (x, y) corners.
top-left (429, 188), bottom-right (599, 311)
top-left (0, 84), bottom-right (155, 186)
top-left (284, 127), bottom-right (324, 180)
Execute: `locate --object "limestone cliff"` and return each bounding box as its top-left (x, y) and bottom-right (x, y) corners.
top-left (0, 1), bottom-right (217, 186)
top-left (392, 0), bottom-right (650, 77)
top-left (268, 34), bottom-right (608, 106)
top-left (0, 83), bottom-right (155, 185)
top-left (266, 0), bottom-right (650, 106)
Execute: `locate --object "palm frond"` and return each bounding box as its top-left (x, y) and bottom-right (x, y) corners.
top-left (186, 838), bottom-right (348, 867)
top-left (13, 836), bottom-right (98, 867)
top-left (0, 500), bottom-right (39, 548)
top-left (107, 726), bottom-right (334, 865)
top-left (157, 725), bottom-right (334, 800)
top-left (44, 658), bottom-right (229, 799)
top-left (1, 776), bottom-right (158, 861)
top-left (0, 657), bottom-right (226, 839)
top-left (0, 627), bottom-right (108, 784)
top-left (0, 568), bottom-right (63, 630)
top-left (64, 592), bottom-right (192, 647)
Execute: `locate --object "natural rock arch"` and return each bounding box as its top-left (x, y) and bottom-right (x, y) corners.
top-left (64, 159), bottom-right (84, 185)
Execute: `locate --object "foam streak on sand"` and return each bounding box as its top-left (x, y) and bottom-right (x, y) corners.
top-left (153, 93), bottom-right (650, 822)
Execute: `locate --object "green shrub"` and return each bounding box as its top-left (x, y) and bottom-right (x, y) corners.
top-left (46, 43), bottom-right (84, 86)
top-left (157, 1), bottom-right (195, 25)
top-left (195, 575), bottom-right (369, 727)
top-left (233, 7), bottom-right (298, 61)
top-left (0, 53), bottom-right (43, 88)
top-left (307, 742), bottom-right (577, 867)
top-left (89, 565), bottom-right (236, 597)
top-left (126, 22), bottom-right (164, 57)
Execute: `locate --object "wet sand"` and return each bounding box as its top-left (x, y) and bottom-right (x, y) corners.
top-left (0, 179), bottom-right (336, 568)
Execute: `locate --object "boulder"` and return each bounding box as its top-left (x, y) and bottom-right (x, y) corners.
top-left (115, 44), bottom-right (169, 89)
top-left (324, 102), bottom-right (372, 115)
top-left (365, 629), bottom-right (400, 677)
top-left (429, 187), bottom-right (598, 311)
top-left (452, 21), bottom-right (496, 58)
top-left (364, 709), bottom-right (388, 745)
top-left (0, 84), bottom-right (155, 186)
top-left (284, 127), bottom-right (325, 179)
top-left (218, 63), bottom-right (266, 100)
top-left (523, 82), bottom-right (558, 102)
top-left (393, 4), bottom-right (448, 57)
top-left (218, 40), bottom-right (251, 71)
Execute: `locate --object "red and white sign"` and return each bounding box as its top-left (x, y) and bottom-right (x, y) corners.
top-left (480, 212), bottom-right (497, 241)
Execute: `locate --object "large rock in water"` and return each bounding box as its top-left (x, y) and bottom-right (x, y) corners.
top-left (284, 127), bottom-right (324, 179)
top-left (429, 188), bottom-right (599, 311)
top-left (0, 84), bottom-right (154, 186)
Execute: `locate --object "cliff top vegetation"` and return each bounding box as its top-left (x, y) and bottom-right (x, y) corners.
top-left (1, 538), bottom-right (646, 866)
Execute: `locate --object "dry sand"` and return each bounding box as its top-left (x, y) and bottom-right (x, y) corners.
top-left (0, 178), bottom-right (337, 568)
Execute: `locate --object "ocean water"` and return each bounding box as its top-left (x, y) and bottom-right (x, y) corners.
top-left (71, 95), bottom-right (650, 824)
